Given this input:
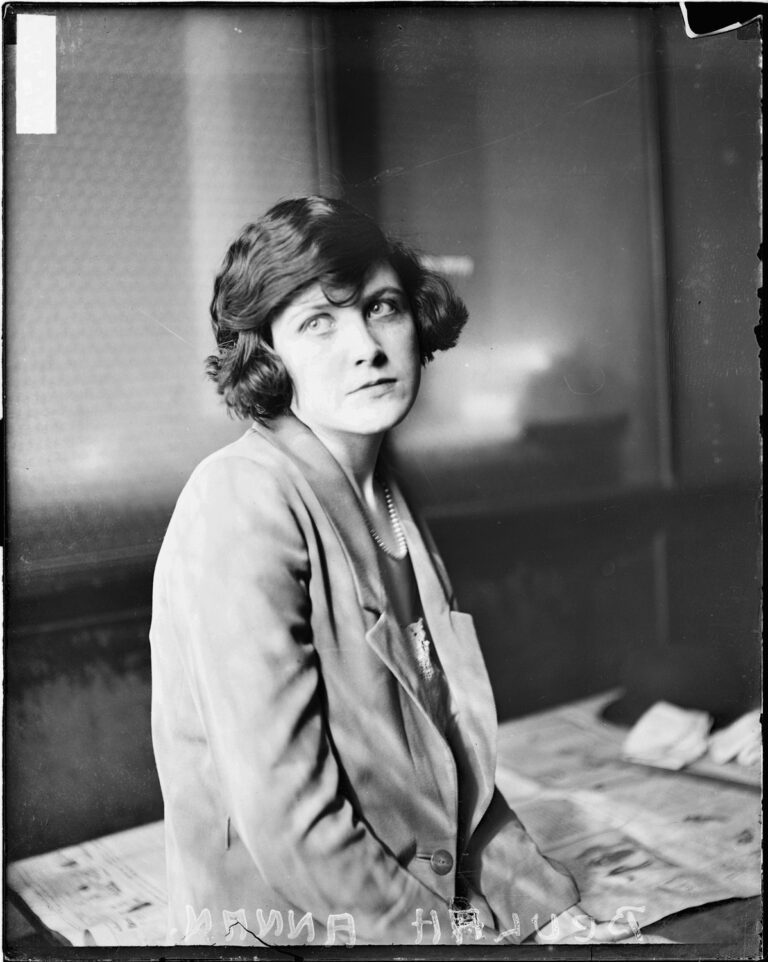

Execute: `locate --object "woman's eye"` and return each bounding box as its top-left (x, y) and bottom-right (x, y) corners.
top-left (367, 299), bottom-right (398, 319)
top-left (303, 315), bottom-right (334, 334)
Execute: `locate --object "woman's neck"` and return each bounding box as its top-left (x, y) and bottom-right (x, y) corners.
top-left (298, 418), bottom-right (383, 507)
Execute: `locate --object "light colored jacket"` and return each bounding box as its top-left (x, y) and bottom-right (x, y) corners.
top-left (150, 414), bottom-right (578, 946)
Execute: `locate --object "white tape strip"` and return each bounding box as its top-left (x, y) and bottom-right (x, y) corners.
top-left (16, 14), bottom-right (57, 135)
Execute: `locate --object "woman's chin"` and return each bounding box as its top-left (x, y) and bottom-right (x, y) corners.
top-left (348, 397), bottom-right (415, 435)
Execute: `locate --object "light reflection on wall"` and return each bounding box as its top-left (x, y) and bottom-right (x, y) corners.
top-left (372, 8), bottom-right (669, 498)
top-left (398, 343), bottom-right (558, 449)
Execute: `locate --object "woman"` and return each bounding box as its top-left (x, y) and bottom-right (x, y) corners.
top-left (150, 197), bottom-right (631, 947)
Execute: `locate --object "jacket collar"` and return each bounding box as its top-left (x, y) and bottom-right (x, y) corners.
top-left (248, 414), bottom-right (387, 616)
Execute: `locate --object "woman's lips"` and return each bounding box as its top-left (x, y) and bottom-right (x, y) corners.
top-left (350, 378), bottom-right (397, 394)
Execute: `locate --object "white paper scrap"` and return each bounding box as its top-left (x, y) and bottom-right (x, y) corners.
top-left (622, 701), bottom-right (712, 770)
top-left (708, 709), bottom-right (762, 767)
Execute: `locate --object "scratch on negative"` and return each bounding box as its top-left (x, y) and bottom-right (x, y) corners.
top-left (139, 308), bottom-right (194, 348)
top-left (366, 123), bottom-right (547, 182)
top-left (572, 70), bottom-right (654, 110)
top-left (364, 70), bottom-right (654, 186)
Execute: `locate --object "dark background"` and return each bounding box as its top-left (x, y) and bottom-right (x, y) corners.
top-left (4, 4), bottom-right (761, 861)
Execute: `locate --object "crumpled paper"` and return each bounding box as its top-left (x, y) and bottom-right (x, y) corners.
top-left (622, 701), bottom-right (712, 770)
top-left (708, 709), bottom-right (762, 767)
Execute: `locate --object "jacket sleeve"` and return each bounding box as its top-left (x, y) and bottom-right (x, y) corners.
top-left (158, 455), bottom-right (470, 945)
top-left (465, 787), bottom-right (580, 942)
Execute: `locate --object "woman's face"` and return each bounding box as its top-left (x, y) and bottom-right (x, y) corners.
top-left (270, 262), bottom-right (421, 441)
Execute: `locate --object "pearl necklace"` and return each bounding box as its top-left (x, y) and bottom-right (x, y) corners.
top-left (366, 477), bottom-right (408, 561)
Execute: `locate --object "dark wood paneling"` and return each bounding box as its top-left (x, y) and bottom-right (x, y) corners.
top-left (5, 613), bottom-right (162, 861)
top-left (433, 485), bottom-right (760, 724)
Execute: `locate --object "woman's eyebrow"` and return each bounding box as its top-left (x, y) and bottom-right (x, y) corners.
top-left (298, 302), bottom-right (333, 313)
top-left (290, 300), bottom-right (334, 319)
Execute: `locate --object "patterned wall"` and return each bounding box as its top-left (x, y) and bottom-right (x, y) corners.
top-left (7, 8), bottom-right (320, 570)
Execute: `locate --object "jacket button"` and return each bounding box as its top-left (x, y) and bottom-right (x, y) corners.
top-left (430, 849), bottom-right (454, 875)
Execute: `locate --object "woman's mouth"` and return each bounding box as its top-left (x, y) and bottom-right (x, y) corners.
top-left (350, 378), bottom-right (397, 395)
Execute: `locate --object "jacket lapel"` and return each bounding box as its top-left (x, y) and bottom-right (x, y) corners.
top-left (391, 481), bottom-right (498, 833)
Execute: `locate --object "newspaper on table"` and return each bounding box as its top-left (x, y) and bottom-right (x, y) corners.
top-left (7, 692), bottom-right (760, 946)
top-left (7, 820), bottom-right (167, 946)
top-left (497, 691), bottom-right (761, 930)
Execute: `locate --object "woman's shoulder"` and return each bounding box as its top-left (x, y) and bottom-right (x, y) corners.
top-left (195, 425), bottom-right (295, 474)
top-left (156, 428), bottom-right (312, 579)
top-left (179, 426), bottom-right (306, 513)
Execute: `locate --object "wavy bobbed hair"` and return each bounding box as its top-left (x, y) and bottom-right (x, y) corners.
top-left (206, 196), bottom-right (468, 422)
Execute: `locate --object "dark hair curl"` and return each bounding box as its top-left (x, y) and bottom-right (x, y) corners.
top-left (206, 196), bottom-right (468, 422)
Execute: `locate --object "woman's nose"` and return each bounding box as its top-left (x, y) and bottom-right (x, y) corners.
top-left (346, 313), bottom-right (385, 365)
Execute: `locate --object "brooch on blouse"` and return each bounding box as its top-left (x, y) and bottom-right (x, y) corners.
top-left (406, 617), bottom-right (434, 680)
